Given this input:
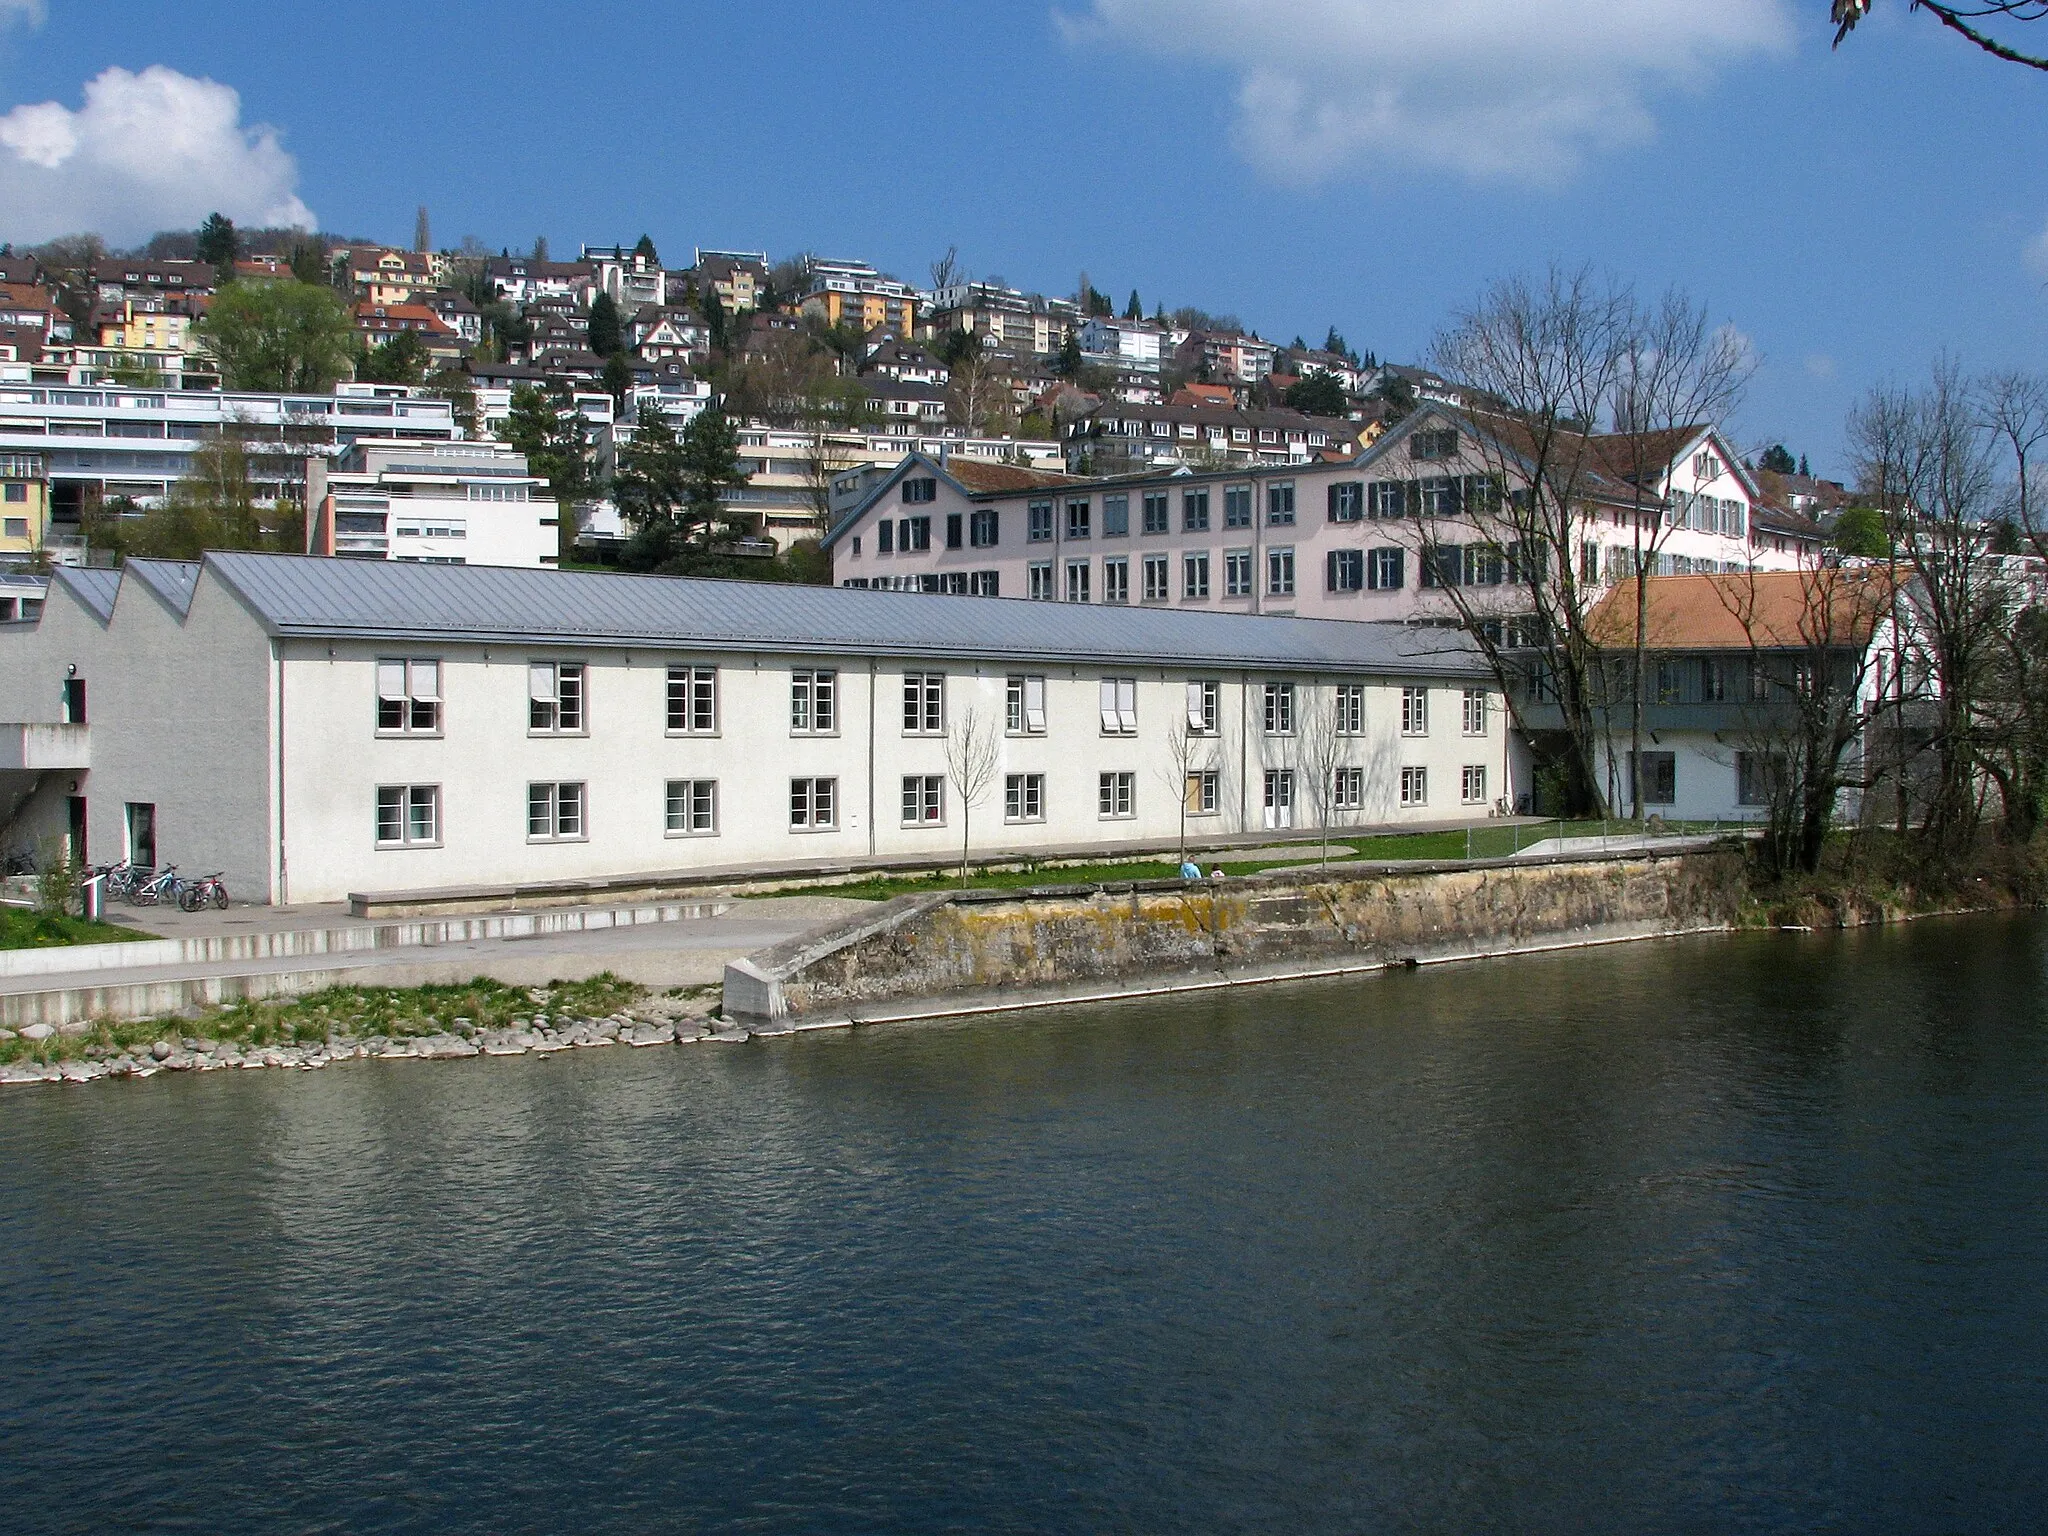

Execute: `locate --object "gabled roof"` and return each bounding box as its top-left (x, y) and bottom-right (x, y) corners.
top-left (52, 566), bottom-right (120, 623)
top-left (198, 551), bottom-right (1490, 679)
top-left (125, 558), bottom-right (202, 616)
top-left (1585, 570), bottom-right (1898, 651)
top-left (820, 452), bottom-right (1090, 547)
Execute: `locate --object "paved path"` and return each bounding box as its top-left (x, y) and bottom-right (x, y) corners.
top-left (5, 896), bottom-right (872, 998)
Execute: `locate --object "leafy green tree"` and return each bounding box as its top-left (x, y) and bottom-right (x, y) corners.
top-left (1377, 374), bottom-right (1418, 425)
top-left (615, 409), bottom-right (690, 568)
top-left (357, 329), bottom-right (428, 386)
top-left (1054, 331), bottom-right (1084, 378)
top-left (89, 436), bottom-right (302, 559)
top-left (499, 384), bottom-right (597, 563)
top-left (423, 367), bottom-right (478, 435)
top-left (1125, 290), bottom-right (1142, 320)
top-left (633, 233), bottom-right (659, 264)
top-left (288, 237), bottom-right (327, 286)
top-left (196, 280), bottom-right (357, 391)
top-left (1799, 453), bottom-right (1811, 477)
top-left (196, 212), bottom-right (239, 282)
top-left (1284, 369), bottom-right (1349, 417)
top-left (1830, 503), bottom-right (1889, 557)
top-left (679, 407), bottom-right (750, 547)
top-left (588, 291), bottom-right (623, 356)
top-left (1324, 326), bottom-right (1353, 362)
top-left (1758, 443), bottom-right (1797, 475)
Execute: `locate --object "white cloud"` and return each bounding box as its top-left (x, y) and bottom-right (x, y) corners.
top-left (1060, 0), bottom-right (1793, 186)
top-left (0, 65), bottom-right (313, 243)
top-left (0, 0), bottom-right (47, 29)
top-left (2025, 219), bottom-right (2048, 280)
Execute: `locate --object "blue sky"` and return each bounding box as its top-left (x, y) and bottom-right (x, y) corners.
top-left (1, 0), bottom-right (2043, 478)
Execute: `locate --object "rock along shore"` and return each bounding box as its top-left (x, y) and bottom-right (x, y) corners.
top-left (0, 997), bottom-right (744, 1088)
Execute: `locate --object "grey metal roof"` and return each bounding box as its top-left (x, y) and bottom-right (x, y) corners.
top-left (202, 552), bottom-right (1491, 679)
top-left (125, 559), bottom-right (201, 616)
top-left (52, 566), bottom-right (120, 622)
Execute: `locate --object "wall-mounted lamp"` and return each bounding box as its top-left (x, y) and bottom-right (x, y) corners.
top-left (66, 663), bottom-right (76, 677)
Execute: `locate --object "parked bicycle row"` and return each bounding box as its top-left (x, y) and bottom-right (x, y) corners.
top-left (87, 860), bottom-right (230, 911)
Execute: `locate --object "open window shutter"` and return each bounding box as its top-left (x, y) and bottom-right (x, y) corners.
top-left (1327, 551), bottom-right (1342, 591)
top-left (377, 660), bottom-right (407, 702)
top-left (1025, 676), bottom-right (1045, 733)
top-left (1327, 483), bottom-right (1340, 522)
top-left (528, 663), bottom-right (554, 703)
top-left (1118, 679), bottom-right (1138, 734)
top-left (411, 660), bottom-right (439, 702)
top-left (1099, 679), bottom-right (1119, 734)
top-left (1186, 681), bottom-right (1205, 730)
top-left (1390, 549), bottom-right (1405, 590)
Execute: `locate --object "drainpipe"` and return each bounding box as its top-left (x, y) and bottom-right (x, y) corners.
top-left (274, 639), bottom-right (288, 904)
top-left (1239, 671), bottom-right (1251, 834)
top-left (866, 659), bottom-right (877, 858)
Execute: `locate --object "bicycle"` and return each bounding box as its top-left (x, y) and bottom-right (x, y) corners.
top-left (128, 865), bottom-right (183, 907)
top-left (179, 872), bottom-right (230, 911)
top-left (93, 860), bottom-right (141, 900)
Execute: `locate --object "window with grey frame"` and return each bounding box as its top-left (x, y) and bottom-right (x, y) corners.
top-left (664, 778), bottom-right (717, 835)
top-left (791, 668), bottom-right (837, 733)
top-left (375, 784), bottom-right (440, 847)
top-left (527, 780), bottom-right (586, 840)
top-left (666, 665), bottom-right (716, 734)
top-left (903, 671), bottom-right (944, 734)
top-left (376, 658), bottom-right (441, 734)
top-left (528, 662), bottom-right (584, 733)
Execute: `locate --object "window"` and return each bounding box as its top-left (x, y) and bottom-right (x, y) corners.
top-left (1737, 751), bottom-right (1785, 807)
top-left (1267, 482), bottom-right (1296, 525)
top-left (970, 570), bottom-right (1000, 596)
top-left (902, 774), bottom-right (945, 826)
top-left (527, 781), bottom-right (586, 840)
top-left (1065, 559), bottom-right (1091, 603)
top-left (1263, 682), bottom-right (1295, 734)
top-left (665, 779), bottom-right (717, 835)
top-left (1028, 561), bottom-right (1055, 600)
top-left (1267, 547), bottom-right (1295, 597)
top-left (1142, 491), bottom-right (1170, 534)
top-left (1263, 769), bottom-right (1295, 829)
top-left (1099, 677), bottom-right (1138, 734)
top-left (1224, 549), bottom-right (1254, 597)
top-left (1143, 554), bottom-right (1170, 602)
top-left (1462, 765), bottom-right (1488, 806)
top-left (946, 512), bottom-right (963, 550)
top-left (1328, 481), bottom-right (1364, 522)
top-left (62, 679), bottom-right (84, 724)
top-left (970, 508), bottom-right (999, 547)
top-left (2, 483), bottom-right (25, 503)
top-left (790, 776), bottom-right (838, 830)
top-left (1186, 770), bottom-right (1220, 815)
top-left (1411, 427), bottom-right (1458, 461)
top-left (1401, 687), bottom-right (1429, 735)
top-left (1400, 766), bottom-right (1428, 806)
top-left (375, 784), bottom-right (440, 847)
top-left (1187, 679), bottom-right (1219, 734)
top-left (1183, 551), bottom-right (1210, 599)
top-left (1692, 450), bottom-right (1723, 482)
top-left (666, 665), bottom-right (716, 733)
top-left (1098, 771), bottom-right (1135, 818)
top-left (791, 669), bottom-right (837, 733)
top-left (1335, 766), bottom-right (1365, 810)
top-left (1629, 750), bottom-right (1677, 806)
top-left (1103, 556), bottom-right (1130, 604)
top-left (1103, 494), bottom-right (1129, 536)
top-left (1463, 545), bottom-right (1505, 587)
top-left (1370, 482), bottom-right (1407, 519)
top-left (1183, 488), bottom-right (1210, 532)
top-left (1461, 689), bottom-right (1488, 736)
top-left (1368, 547), bottom-right (1405, 591)
top-left (1005, 773), bottom-right (1045, 823)
top-left (1066, 499), bottom-right (1091, 539)
top-left (1419, 478), bottom-right (1462, 518)
top-left (898, 516), bottom-right (932, 552)
top-left (1327, 549), bottom-right (1363, 592)
top-left (1335, 683), bottom-right (1364, 735)
top-left (903, 672), bottom-right (945, 734)
top-left (376, 658), bottom-right (441, 734)
top-left (1006, 674), bottom-right (1047, 735)
top-left (1028, 500), bottom-right (1053, 542)
top-left (528, 662), bottom-right (585, 733)
top-left (1224, 485), bottom-right (1253, 528)
top-left (3, 518), bottom-right (25, 539)
top-left (903, 476), bottom-right (937, 503)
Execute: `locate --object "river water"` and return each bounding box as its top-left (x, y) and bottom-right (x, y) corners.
top-left (3, 918), bottom-right (2047, 1533)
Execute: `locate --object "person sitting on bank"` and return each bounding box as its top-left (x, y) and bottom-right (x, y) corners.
top-left (1210, 866), bottom-right (1226, 880)
top-left (1180, 859), bottom-right (1202, 881)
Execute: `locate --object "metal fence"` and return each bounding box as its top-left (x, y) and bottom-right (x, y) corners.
top-left (1462, 818), bottom-right (1753, 861)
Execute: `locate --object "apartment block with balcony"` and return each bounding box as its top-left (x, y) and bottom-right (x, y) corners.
top-left (799, 259), bottom-right (919, 336)
top-left (0, 452), bottom-right (51, 565)
top-left (308, 439), bottom-right (559, 568)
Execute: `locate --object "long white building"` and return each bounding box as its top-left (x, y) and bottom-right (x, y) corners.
top-left (0, 554), bottom-right (1505, 906)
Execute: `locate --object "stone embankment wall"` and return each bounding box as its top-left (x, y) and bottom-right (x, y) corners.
top-left (724, 848), bottom-right (1749, 1030)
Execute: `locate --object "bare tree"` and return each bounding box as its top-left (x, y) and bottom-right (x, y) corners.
top-left (1608, 289), bottom-right (1758, 819)
top-left (1423, 263), bottom-right (1636, 813)
top-left (1979, 369), bottom-right (2048, 553)
top-left (1154, 705), bottom-right (1218, 869)
top-left (929, 245), bottom-right (964, 292)
top-left (1708, 567), bottom-right (1894, 876)
top-left (1849, 358), bottom-right (2017, 857)
top-left (1832, 0), bottom-right (2048, 73)
top-left (944, 706), bottom-right (1002, 883)
top-left (1296, 687), bottom-right (1351, 870)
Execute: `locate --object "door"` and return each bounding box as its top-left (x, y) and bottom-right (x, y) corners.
top-left (1263, 770), bottom-right (1294, 830)
top-left (126, 802), bottom-right (155, 869)
top-left (67, 796), bottom-right (86, 865)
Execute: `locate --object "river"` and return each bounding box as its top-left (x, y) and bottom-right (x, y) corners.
top-left (3, 917), bottom-right (2046, 1533)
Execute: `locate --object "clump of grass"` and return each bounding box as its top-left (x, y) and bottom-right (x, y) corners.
top-left (0, 907), bottom-right (156, 951)
top-left (0, 972), bottom-right (650, 1066)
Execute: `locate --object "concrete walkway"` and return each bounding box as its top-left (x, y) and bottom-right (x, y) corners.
top-left (2, 895), bottom-right (872, 1028)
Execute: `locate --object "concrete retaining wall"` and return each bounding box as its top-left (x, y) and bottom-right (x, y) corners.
top-left (723, 847), bottom-right (1748, 1030)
